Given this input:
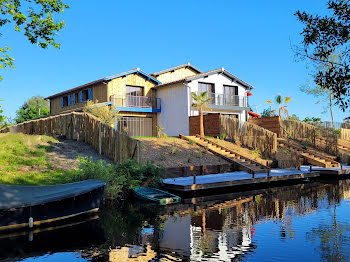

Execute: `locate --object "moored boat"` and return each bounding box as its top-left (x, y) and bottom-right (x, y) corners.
top-left (0, 179), bottom-right (106, 231)
top-left (133, 187), bottom-right (181, 205)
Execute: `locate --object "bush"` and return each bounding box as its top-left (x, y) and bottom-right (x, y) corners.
top-left (73, 158), bottom-right (164, 200)
top-left (84, 100), bottom-right (116, 126)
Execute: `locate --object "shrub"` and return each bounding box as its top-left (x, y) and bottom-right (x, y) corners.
top-left (157, 125), bottom-right (167, 138)
top-left (73, 158), bottom-right (164, 200)
top-left (169, 141), bottom-right (178, 155)
top-left (84, 100), bottom-right (116, 126)
top-left (188, 139), bottom-right (195, 145)
top-left (219, 133), bottom-right (226, 140)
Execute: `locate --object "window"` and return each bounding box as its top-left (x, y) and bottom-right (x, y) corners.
top-left (63, 96), bottom-right (69, 107)
top-left (82, 90), bottom-right (89, 101)
top-left (223, 85), bottom-right (239, 106)
top-left (198, 82), bottom-right (215, 94)
top-left (126, 85), bottom-right (143, 96)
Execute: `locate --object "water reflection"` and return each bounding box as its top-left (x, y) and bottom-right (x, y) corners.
top-left (3, 180), bottom-right (350, 261)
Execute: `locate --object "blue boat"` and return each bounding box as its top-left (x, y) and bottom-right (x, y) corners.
top-left (133, 187), bottom-right (181, 205)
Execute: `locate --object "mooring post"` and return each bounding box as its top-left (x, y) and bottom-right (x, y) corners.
top-left (267, 168), bottom-right (270, 177)
top-left (193, 173), bottom-right (196, 185)
top-left (341, 164), bottom-right (343, 170)
top-left (252, 170), bottom-right (255, 179)
top-left (310, 165), bottom-right (312, 173)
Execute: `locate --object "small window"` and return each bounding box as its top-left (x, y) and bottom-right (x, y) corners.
top-left (63, 96), bottom-right (69, 107)
top-left (82, 90), bottom-right (89, 101)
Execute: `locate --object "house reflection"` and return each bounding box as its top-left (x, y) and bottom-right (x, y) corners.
top-left (107, 180), bottom-right (350, 261)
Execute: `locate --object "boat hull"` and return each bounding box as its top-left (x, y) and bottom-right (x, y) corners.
top-left (133, 187), bottom-right (181, 205)
top-left (0, 185), bottom-right (105, 231)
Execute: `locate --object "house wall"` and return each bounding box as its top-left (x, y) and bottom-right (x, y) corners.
top-left (155, 67), bottom-right (198, 84)
top-left (118, 111), bottom-right (157, 137)
top-left (157, 83), bottom-right (190, 136)
top-left (187, 73), bottom-right (249, 122)
top-left (107, 73), bottom-right (157, 100)
top-left (49, 82), bottom-right (108, 115)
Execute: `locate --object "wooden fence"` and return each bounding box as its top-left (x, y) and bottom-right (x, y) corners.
top-left (0, 112), bottom-right (140, 163)
top-left (341, 128), bottom-right (350, 141)
top-left (220, 115), bottom-right (277, 158)
top-left (281, 119), bottom-right (338, 156)
top-left (189, 113), bottom-right (221, 136)
top-left (248, 116), bottom-right (281, 135)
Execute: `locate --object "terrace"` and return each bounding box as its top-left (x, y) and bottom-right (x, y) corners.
top-left (111, 94), bottom-right (161, 113)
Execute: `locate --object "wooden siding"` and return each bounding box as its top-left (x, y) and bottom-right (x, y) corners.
top-left (50, 82), bottom-right (108, 115)
top-left (248, 116), bottom-right (281, 135)
top-left (107, 73), bottom-right (157, 100)
top-left (118, 111), bottom-right (157, 137)
top-left (156, 67), bottom-right (199, 84)
top-left (189, 113), bottom-right (221, 137)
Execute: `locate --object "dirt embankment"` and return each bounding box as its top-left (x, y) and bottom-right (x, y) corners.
top-left (46, 139), bottom-right (114, 170)
top-left (138, 137), bottom-right (228, 168)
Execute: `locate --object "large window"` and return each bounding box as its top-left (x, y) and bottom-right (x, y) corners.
top-left (223, 85), bottom-right (239, 106)
top-left (126, 85), bottom-right (143, 96)
top-left (198, 82), bottom-right (215, 94)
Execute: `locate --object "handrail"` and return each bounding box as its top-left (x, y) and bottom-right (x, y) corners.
top-left (111, 94), bottom-right (160, 109)
top-left (192, 91), bottom-right (247, 107)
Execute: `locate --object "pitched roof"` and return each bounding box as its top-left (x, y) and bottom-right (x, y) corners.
top-left (152, 62), bottom-right (202, 76)
top-left (46, 68), bottom-right (161, 99)
top-left (155, 68), bottom-right (254, 89)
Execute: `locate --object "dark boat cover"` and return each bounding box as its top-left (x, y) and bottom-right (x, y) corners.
top-left (0, 180), bottom-right (106, 210)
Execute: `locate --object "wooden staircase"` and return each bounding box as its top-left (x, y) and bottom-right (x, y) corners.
top-left (278, 139), bottom-right (340, 168)
top-left (316, 137), bottom-right (350, 153)
top-left (179, 134), bottom-right (270, 175)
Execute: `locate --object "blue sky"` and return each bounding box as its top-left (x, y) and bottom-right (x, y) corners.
top-left (1, 0), bottom-right (348, 122)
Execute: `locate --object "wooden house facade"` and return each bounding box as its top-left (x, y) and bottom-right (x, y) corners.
top-left (46, 63), bottom-right (256, 137)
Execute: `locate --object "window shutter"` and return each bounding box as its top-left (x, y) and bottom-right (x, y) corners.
top-left (88, 88), bottom-right (92, 100)
top-left (61, 97), bottom-right (63, 108)
top-left (73, 94), bottom-right (76, 104)
top-left (79, 91), bottom-right (83, 102)
top-left (68, 95), bottom-right (71, 106)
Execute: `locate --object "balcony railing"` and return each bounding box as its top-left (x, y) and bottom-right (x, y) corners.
top-left (111, 95), bottom-right (161, 110)
top-left (192, 92), bottom-right (247, 108)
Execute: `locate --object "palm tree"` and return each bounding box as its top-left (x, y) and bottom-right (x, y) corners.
top-left (266, 94), bottom-right (292, 119)
top-left (192, 92), bottom-right (212, 137)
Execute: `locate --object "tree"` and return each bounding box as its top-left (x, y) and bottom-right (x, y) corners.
top-left (191, 92), bottom-right (212, 137)
top-left (261, 107), bottom-right (276, 118)
top-left (300, 54), bottom-right (339, 128)
top-left (295, 0), bottom-right (350, 111)
top-left (0, 99), bottom-right (5, 128)
top-left (289, 114), bottom-right (300, 121)
top-left (0, 0), bottom-right (69, 80)
top-left (15, 96), bottom-right (49, 123)
top-left (266, 94), bottom-right (292, 119)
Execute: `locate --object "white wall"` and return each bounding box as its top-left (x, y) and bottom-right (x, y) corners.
top-left (157, 83), bottom-right (190, 136)
top-left (188, 73), bottom-right (249, 122)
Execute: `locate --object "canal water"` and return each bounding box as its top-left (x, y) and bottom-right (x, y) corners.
top-left (2, 180), bottom-right (350, 262)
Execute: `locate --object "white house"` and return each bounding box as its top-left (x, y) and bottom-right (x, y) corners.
top-left (154, 64), bottom-right (254, 136)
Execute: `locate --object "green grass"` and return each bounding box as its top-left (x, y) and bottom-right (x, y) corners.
top-left (0, 133), bottom-right (76, 185)
top-left (0, 169), bottom-right (77, 186)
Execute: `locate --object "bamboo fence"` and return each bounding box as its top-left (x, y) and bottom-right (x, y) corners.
top-left (281, 120), bottom-right (338, 156)
top-left (220, 115), bottom-right (277, 158)
top-left (341, 128), bottom-right (350, 141)
top-left (0, 112), bottom-right (140, 163)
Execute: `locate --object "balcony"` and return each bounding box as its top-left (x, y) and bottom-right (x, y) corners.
top-left (111, 95), bottom-right (161, 113)
top-left (192, 92), bottom-right (248, 109)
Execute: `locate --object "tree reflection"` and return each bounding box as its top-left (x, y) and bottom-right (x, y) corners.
top-left (306, 202), bottom-right (350, 261)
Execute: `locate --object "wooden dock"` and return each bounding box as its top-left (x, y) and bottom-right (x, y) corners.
top-left (301, 165), bottom-right (350, 177)
top-left (163, 169), bottom-right (320, 192)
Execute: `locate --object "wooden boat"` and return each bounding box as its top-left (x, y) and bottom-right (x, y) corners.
top-left (0, 179), bottom-right (106, 231)
top-left (133, 187), bottom-right (181, 205)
